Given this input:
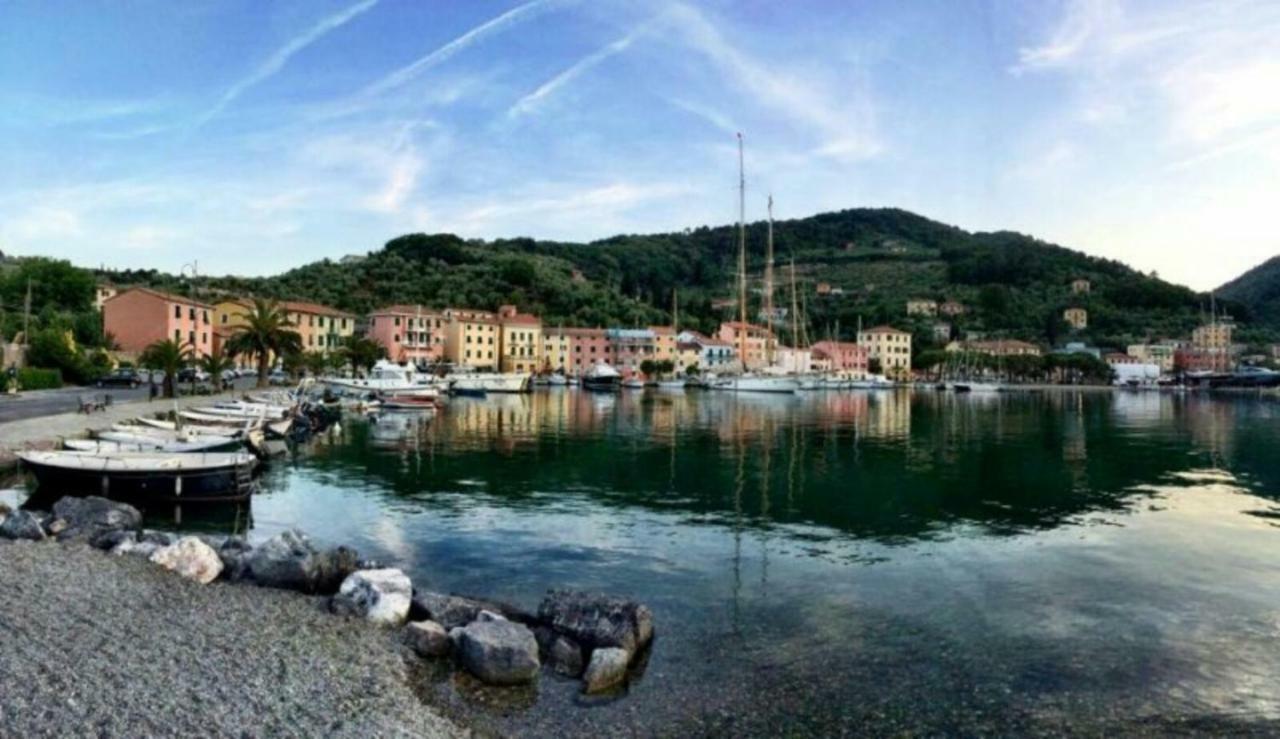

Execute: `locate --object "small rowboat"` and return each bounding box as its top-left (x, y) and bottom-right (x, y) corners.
top-left (66, 435), bottom-right (241, 454)
top-left (19, 451), bottom-right (258, 502)
top-left (379, 395), bottom-right (438, 411)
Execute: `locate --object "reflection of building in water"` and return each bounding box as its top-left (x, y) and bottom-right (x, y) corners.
top-left (1183, 398), bottom-right (1236, 463)
top-left (864, 390), bottom-right (911, 439)
top-left (440, 396), bottom-right (538, 453)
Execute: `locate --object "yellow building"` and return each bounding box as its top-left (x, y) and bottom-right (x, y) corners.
top-left (1192, 320), bottom-right (1232, 350)
top-left (443, 307), bottom-right (500, 369)
top-left (541, 328), bottom-right (573, 373)
top-left (676, 341), bottom-right (701, 373)
top-left (1063, 307), bottom-right (1088, 330)
top-left (497, 304), bottom-right (541, 373)
top-left (857, 325), bottom-right (912, 380)
top-left (650, 325), bottom-right (676, 364)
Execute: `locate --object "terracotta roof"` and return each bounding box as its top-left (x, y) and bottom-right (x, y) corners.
top-left (278, 300), bottom-right (355, 318)
top-left (860, 325), bottom-right (910, 335)
top-left (501, 313), bottom-right (540, 326)
top-left (371, 304), bottom-right (440, 316)
top-left (648, 325), bottom-right (675, 335)
top-left (104, 286), bottom-right (215, 310)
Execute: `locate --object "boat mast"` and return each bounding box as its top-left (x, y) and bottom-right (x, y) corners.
top-left (789, 257), bottom-right (800, 355)
top-left (736, 132), bottom-right (748, 369)
top-left (765, 194), bottom-right (775, 366)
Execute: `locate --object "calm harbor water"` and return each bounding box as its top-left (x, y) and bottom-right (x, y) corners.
top-left (14, 388), bottom-right (1280, 734)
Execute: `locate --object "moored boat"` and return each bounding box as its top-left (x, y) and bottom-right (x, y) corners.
top-left (582, 363), bottom-right (621, 391)
top-left (19, 451), bottom-right (257, 502)
top-left (447, 369), bottom-right (531, 394)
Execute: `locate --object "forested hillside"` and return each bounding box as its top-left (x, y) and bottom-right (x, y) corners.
top-left (1218, 256), bottom-right (1280, 332)
top-left (103, 207), bottom-right (1238, 352)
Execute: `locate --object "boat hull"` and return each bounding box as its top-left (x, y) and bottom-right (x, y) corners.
top-left (449, 374), bottom-right (530, 393)
top-left (21, 459), bottom-right (253, 502)
top-left (712, 377), bottom-right (800, 393)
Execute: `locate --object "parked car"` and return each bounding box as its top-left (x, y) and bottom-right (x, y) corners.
top-left (95, 368), bottom-right (141, 388)
top-left (268, 369), bottom-right (290, 386)
top-left (177, 367), bottom-right (211, 383)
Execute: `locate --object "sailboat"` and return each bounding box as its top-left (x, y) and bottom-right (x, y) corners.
top-left (657, 289), bottom-right (688, 390)
top-left (711, 134), bottom-right (799, 394)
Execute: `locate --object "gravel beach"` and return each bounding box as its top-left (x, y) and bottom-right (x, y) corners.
top-left (0, 539), bottom-right (466, 738)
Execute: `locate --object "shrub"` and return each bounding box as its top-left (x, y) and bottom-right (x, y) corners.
top-left (17, 367), bottom-right (62, 390)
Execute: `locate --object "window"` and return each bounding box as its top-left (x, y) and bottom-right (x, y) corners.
top-left (174, 305), bottom-right (181, 319)
top-left (189, 308), bottom-right (196, 320)
top-left (188, 331), bottom-right (195, 344)
top-left (394, 317), bottom-right (401, 327)
top-left (201, 332), bottom-right (207, 345)
top-left (393, 334), bottom-right (399, 343)
top-left (203, 311), bottom-right (209, 324)
top-left (174, 329), bottom-right (180, 342)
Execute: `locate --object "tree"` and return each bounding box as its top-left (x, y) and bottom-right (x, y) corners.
top-left (200, 349), bottom-right (236, 391)
top-left (140, 339), bottom-right (193, 398)
top-left (868, 357), bottom-right (883, 375)
top-left (225, 299), bottom-right (302, 388)
top-left (339, 335), bottom-right (386, 376)
top-left (639, 359), bottom-right (656, 377)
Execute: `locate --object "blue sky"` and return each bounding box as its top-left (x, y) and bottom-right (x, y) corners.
top-left (1, 0), bottom-right (1277, 290)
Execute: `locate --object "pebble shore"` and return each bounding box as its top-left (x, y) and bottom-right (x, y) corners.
top-left (0, 539), bottom-right (466, 738)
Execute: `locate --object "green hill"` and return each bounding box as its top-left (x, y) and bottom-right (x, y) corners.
top-left (1218, 256), bottom-right (1280, 332)
top-left (103, 207), bottom-right (1229, 351)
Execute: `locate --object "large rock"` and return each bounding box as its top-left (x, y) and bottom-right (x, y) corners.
top-left (50, 496), bottom-right (141, 544)
top-left (410, 590), bottom-right (532, 629)
top-left (582, 647), bottom-right (630, 694)
top-left (112, 537), bottom-right (162, 558)
top-left (330, 569), bottom-right (413, 626)
top-left (150, 537), bottom-right (224, 585)
top-left (246, 529), bottom-right (321, 592)
top-left (405, 620), bottom-right (451, 657)
top-left (536, 590), bottom-right (654, 654)
top-left (313, 545), bottom-right (361, 595)
top-left (455, 619), bottom-right (541, 685)
top-left (0, 510), bottom-right (46, 541)
top-left (217, 536), bottom-right (253, 581)
top-left (546, 633), bottom-right (585, 678)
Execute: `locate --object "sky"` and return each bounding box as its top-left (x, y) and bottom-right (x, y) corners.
top-left (0, 0), bottom-right (1277, 290)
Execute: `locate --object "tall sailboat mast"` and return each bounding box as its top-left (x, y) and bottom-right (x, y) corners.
top-left (736, 132), bottom-right (748, 367)
top-left (765, 195), bottom-right (775, 365)
top-left (789, 257), bottom-right (800, 353)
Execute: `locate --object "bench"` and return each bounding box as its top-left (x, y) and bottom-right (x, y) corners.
top-left (78, 395), bottom-right (106, 414)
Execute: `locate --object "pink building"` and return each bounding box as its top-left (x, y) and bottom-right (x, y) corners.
top-left (367, 305), bottom-right (445, 364)
top-left (810, 341), bottom-right (868, 372)
top-left (103, 287), bottom-right (214, 358)
top-left (564, 328), bottom-right (611, 374)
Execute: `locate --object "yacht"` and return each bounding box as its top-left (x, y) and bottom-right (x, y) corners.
top-left (711, 375), bottom-right (800, 393)
top-left (325, 360), bottom-right (439, 396)
top-left (446, 366), bottom-right (531, 394)
top-left (582, 362), bottom-right (621, 391)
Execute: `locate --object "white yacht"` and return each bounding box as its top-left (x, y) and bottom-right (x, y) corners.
top-left (711, 374), bottom-right (801, 393)
top-left (325, 360), bottom-right (440, 396)
top-left (446, 366), bottom-right (531, 394)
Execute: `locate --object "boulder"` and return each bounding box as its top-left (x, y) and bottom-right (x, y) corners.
top-left (455, 619), bottom-right (541, 685)
top-left (45, 518), bottom-right (68, 536)
top-left (0, 510), bottom-right (47, 541)
top-left (536, 590), bottom-right (654, 654)
top-left (89, 528), bottom-right (136, 552)
top-left (405, 620), bottom-right (450, 657)
top-left (547, 634), bottom-right (585, 678)
top-left (139, 530), bottom-right (172, 546)
top-left (216, 536), bottom-right (253, 581)
top-left (112, 538), bottom-right (162, 558)
top-left (246, 529), bottom-right (321, 592)
top-left (582, 647), bottom-right (630, 694)
top-left (50, 496), bottom-right (142, 543)
top-left (314, 545), bottom-right (361, 595)
top-left (330, 569), bottom-right (413, 626)
top-left (410, 591), bottom-right (533, 629)
top-left (149, 537), bottom-right (224, 585)
top-left (477, 609), bottom-right (506, 623)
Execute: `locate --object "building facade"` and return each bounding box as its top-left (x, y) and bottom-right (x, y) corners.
top-left (1063, 307), bottom-right (1088, 330)
top-left (442, 307), bottom-right (500, 369)
top-left (606, 328), bottom-right (657, 375)
top-left (367, 305), bottom-right (445, 364)
top-left (678, 331), bottom-right (735, 371)
top-left (717, 321), bottom-right (775, 369)
top-left (947, 339), bottom-right (1043, 357)
top-left (906, 299), bottom-right (938, 317)
top-left (810, 341), bottom-right (868, 373)
top-left (104, 287), bottom-right (214, 357)
top-left (857, 325), bottom-right (912, 380)
top-left (1071, 278), bottom-right (1091, 294)
top-left (497, 305), bottom-right (541, 373)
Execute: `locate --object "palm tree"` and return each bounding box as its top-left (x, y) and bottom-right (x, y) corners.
top-left (225, 299), bottom-right (302, 388)
top-left (200, 348), bottom-right (236, 392)
top-left (139, 339), bottom-right (192, 399)
top-left (338, 335), bottom-right (386, 377)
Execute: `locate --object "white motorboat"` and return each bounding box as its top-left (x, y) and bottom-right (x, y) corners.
top-left (546, 374), bottom-right (569, 387)
top-left (711, 374), bottom-right (800, 393)
top-left (655, 379), bottom-right (687, 391)
top-left (324, 360), bottom-right (440, 396)
top-left (194, 405), bottom-right (288, 420)
top-left (582, 363), bottom-right (621, 391)
top-left (622, 377), bottom-right (646, 389)
top-left (447, 369), bottom-right (531, 394)
top-left (127, 418), bottom-right (247, 437)
top-left (67, 434), bottom-right (241, 454)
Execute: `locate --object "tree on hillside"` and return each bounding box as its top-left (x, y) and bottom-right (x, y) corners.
top-left (225, 299), bottom-right (302, 388)
top-left (140, 339), bottom-right (192, 399)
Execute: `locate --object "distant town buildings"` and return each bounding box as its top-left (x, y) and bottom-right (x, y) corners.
top-left (857, 325), bottom-right (912, 380)
top-left (1063, 307), bottom-right (1088, 330)
top-left (810, 341), bottom-right (868, 374)
top-left (678, 330), bottom-right (735, 371)
top-left (104, 287), bottom-right (214, 358)
top-left (94, 283), bottom-right (118, 310)
top-left (366, 305), bottom-right (445, 364)
top-left (931, 322), bottom-right (952, 343)
top-left (717, 322), bottom-right (776, 369)
top-left (1127, 341), bottom-right (1182, 373)
top-left (906, 299), bottom-right (938, 317)
top-left (497, 304), bottom-right (541, 373)
top-left (946, 339), bottom-right (1042, 357)
top-left (938, 300), bottom-right (966, 317)
top-left (1071, 278), bottom-right (1091, 295)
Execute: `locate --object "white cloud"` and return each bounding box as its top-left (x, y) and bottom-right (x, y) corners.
top-left (3, 206), bottom-right (84, 241)
top-left (1012, 0), bottom-right (1121, 72)
top-left (508, 24), bottom-right (650, 119)
top-left (198, 0), bottom-right (380, 126)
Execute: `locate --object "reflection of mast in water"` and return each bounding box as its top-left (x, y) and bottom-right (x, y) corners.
top-left (758, 418), bottom-right (772, 595)
top-left (731, 414), bottom-right (745, 635)
top-left (787, 422), bottom-right (797, 511)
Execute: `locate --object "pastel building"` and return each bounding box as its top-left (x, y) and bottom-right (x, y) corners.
top-left (443, 307), bottom-right (500, 369)
top-left (906, 299), bottom-right (938, 317)
top-left (678, 330), bottom-right (735, 370)
top-left (103, 287), bottom-right (214, 358)
top-left (94, 283), bottom-right (119, 310)
top-left (541, 327), bottom-right (573, 373)
top-left (716, 321), bottom-right (775, 369)
top-left (606, 328), bottom-right (657, 374)
top-left (649, 325), bottom-right (677, 364)
top-left (810, 341), bottom-right (868, 373)
top-left (1063, 307), bottom-right (1088, 330)
top-left (497, 304), bottom-right (541, 373)
top-left (857, 325), bottom-right (912, 380)
top-left (367, 305), bottom-right (445, 364)
top-left (565, 328), bottom-right (610, 373)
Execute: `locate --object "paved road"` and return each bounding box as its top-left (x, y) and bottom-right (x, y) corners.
top-left (0, 378), bottom-right (258, 425)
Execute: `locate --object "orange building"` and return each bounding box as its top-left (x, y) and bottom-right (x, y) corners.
top-left (717, 321), bottom-right (775, 369)
top-left (103, 287), bottom-right (214, 358)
